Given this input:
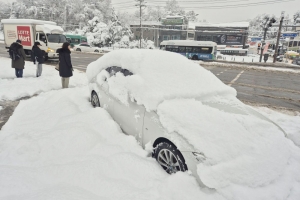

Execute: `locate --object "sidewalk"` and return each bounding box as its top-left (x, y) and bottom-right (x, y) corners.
top-left (0, 57), bottom-right (88, 129)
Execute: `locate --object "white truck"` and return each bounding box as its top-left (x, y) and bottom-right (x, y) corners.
top-left (1, 19), bottom-right (66, 60)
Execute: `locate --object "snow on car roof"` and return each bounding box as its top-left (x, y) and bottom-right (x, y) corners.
top-left (86, 49), bottom-right (236, 111)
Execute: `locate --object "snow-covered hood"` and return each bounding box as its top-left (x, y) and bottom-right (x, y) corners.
top-left (87, 49), bottom-right (237, 111)
top-left (157, 97), bottom-right (292, 190)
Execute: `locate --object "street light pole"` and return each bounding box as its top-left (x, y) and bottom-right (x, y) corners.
top-left (135, 0), bottom-right (146, 49)
top-left (259, 27), bottom-right (268, 62)
top-left (273, 11), bottom-right (285, 63)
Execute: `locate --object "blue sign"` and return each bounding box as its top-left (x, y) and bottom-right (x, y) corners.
top-left (282, 33), bottom-right (298, 37)
top-left (251, 37), bottom-right (262, 42)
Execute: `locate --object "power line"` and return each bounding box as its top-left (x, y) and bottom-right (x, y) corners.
top-left (147, 0), bottom-right (295, 9)
top-left (114, 0), bottom-right (295, 10)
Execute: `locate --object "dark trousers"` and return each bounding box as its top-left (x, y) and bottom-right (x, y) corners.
top-left (15, 69), bottom-right (23, 78)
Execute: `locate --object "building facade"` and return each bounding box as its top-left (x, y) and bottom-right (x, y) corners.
top-left (194, 22), bottom-right (249, 48)
top-left (130, 18), bottom-right (249, 48)
top-left (130, 16), bottom-right (189, 47)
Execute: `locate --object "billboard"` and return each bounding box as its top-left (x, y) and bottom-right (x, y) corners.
top-left (217, 34), bottom-right (243, 45)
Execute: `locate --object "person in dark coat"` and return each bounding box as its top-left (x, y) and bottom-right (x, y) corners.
top-left (57, 42), bottom-right (73, 88)
top-left (10, 40), bottom-right (26, 78)
top-left (263, 53), bottom-right (269, 63)
top-left (31, 42), bottom-right (44, 77)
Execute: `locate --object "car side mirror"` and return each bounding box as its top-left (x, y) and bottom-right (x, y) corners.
top-left (44, 40), bottom-right (47, 44)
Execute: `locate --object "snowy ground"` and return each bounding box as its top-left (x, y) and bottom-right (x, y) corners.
top-left (0, 57), bottom-right (300, 199)
top-left (0, 58), bottom-right (87, 101)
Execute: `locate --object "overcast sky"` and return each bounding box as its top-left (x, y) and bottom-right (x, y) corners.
top-left (1, 0), bottom-right (299, 23)
top-left (111, 0), bottom-right (300, 23)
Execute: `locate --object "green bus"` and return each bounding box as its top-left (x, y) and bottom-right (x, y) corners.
top-left (287, 40), bottom-right (300, 53)
top-left (65, 35), bottom-right (88, 47)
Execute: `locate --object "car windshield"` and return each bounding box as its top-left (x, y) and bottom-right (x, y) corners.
top-left (47, 34), bottom-right (67, 43)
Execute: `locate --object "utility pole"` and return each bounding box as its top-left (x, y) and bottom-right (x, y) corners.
top-left (273, 12), bottom-right (285, 63)
top-left (135, 0), bottom-right (146, 49)
top-left (259, 17), bottom-right (276, 62)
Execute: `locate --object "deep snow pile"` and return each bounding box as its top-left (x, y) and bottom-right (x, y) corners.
top-left (157, 97), bottom-right (300, 199)
top-left (0, 87), bottom-right (223, 200)
top-left (87, 49), bottom-right (236, 111)
top-left (0, 58), bottom-right (87, 101)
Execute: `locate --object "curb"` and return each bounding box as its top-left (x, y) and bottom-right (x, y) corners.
top-left (205, 60), bottom-right (300, 70)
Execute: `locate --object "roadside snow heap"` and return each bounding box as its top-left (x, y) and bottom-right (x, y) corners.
top-left (87, 49), bottom-right (300, 199)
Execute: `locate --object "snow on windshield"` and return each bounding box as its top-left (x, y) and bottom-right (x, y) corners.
top-left (86, 49), bottom-right (236, 111)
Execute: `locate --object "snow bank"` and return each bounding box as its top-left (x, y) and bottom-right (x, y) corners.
top-left (86, 49), bottom-right (236, 111)
top-left (0, 58), bottom-right (87, 101)
top-left (157, 97), bottom-right (300, 199)
top-left (0, 87), bottom-right (223, 200)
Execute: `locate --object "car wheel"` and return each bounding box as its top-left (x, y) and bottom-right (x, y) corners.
top-left (192, 55), bottom-right (198, 60)
top-left (91, 91), bottom-right (100, 107)
top-left (94, 50), bottom-right (99, 53)
top-left (76, 48), bottom-right (81, 52)
top-left (153, 142), bottom-right (187, 174)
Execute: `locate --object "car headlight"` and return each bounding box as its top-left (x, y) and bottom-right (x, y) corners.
top-left (46, 48), bottom-right (55, 53)
top-left (192, 152), bottom-right (206, 162)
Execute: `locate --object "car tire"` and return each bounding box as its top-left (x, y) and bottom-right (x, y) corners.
top-left (192, 55), bottom-right (198, 60)
top-left (153, 142), bottom-right (187, 174)
top-left (91, 91), bottom-right (100, 107)
top-left (94, 50), bottom-right (99, 53)
top-left (76, 48), bottom-right (81, 52)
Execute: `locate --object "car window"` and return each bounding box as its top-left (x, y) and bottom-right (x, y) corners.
top-left (105, 66), bottom-right (133, 77)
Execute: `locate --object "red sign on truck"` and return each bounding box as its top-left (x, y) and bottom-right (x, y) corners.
top-left (17, 26), bottom-right (31, 46)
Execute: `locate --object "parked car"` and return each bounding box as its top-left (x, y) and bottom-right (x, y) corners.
top-left (74, 43), bottom-right (103, 53)
top-left (86, 49), bottom-right (287, 187)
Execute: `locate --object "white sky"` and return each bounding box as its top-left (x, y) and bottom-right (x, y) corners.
top-left (111, 0), bottom-right (300, 23)
top-left (1, 0), bottom-right (299, 23)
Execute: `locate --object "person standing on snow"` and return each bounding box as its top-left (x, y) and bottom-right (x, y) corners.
top-left (9, 39), bottom-right (26, 78)
top-left (31, 42), bottom-right (44, 77)
top-left (57, 42), bottom-right (73, 88)
top-left (263, 53), bottom-right (269, 63)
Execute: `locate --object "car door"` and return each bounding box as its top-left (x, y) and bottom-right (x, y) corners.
top-left (86, 44), bottom-right (93, 52)
top-left (106, 67), bottom-right (146, 143)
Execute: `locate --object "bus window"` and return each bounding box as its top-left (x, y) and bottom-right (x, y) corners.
top-left (293, 41), bottom-right (298, 47)
top-left (178, 46), bottom-right (186, 52)
top-left (192, 47), bottom-right (200, 53)
top-left (289, 41), bottom-right (293, 47)
top-left (199, 47), bottom-right (212, 54)
top-left (186, 47), bottom-right (192, 52)
top-left (81, 38), bottom-right (87, 43)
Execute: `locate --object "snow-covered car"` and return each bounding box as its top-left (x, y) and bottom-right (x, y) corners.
top-left (74, 43), bottom-right (103, 53)
top-left (86, 50), bottom-right (289, 187)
